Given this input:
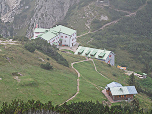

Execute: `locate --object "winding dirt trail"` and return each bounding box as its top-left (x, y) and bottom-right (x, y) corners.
top-left (59, 0), bottom-right (148, 106)
top-left (59, 58), bottom-right (107, 106)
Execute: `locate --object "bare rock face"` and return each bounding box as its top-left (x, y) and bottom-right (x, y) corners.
top-left (27, 0), bottom-right (79, 37)
top-left (0, 0), bottom-right (22, 22)
top-left (0, 0), bottom-right (79, 37)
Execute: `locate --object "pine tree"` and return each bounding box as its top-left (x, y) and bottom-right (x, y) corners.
top-left (128, 73), bottom-right (135, 86)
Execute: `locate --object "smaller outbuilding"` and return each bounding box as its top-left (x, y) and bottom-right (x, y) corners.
top-left (105, 82), bottom-right (138, 101)
top-left (74, 46), bottom-right (115, 66)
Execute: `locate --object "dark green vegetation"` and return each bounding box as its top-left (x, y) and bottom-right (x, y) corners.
top-left (0, 41), bottom-right (80, 105)
top-left (40, 62), bottom-right (53, 70)
top-left (1, 0), bottom-right (152, 112)
top-left (0, 38), bottom-right (152, 110)
top-left (1, 99), bottom-right (152, 114)
top-left (58, 0), bottom-right (152, 108)
top-left (25, 38), bottom-right (69, 67)
top-left (110, 0), bottom-right (146, 11)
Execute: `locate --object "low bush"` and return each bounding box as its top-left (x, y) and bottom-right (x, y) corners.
top-left (40, 62), bottom-right (53, 70)
top-left (24, 43), bottom-right (36, 52)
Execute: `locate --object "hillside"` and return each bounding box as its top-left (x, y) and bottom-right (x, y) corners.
top-left (59, 0), bottom-right (152, 73)
top-left (0, 0), bottom-right (152, 111)
top-left (0, 41), bottom-right (82, 105)
top-left (0, 38), bottom-right (152, 110)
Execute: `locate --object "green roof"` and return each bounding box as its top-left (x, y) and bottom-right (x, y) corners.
top-left (78, 49), bottom-right (84, 54)
top-left (53, 25), bottom-right (76, 35)
top-left (34, 28), bottom-right (49, 33)
top-left (110, 86), bottom-right (138, 96)
top-left (41, 31), bottom-right (59, 40)
top-left (99, 52), bottom-right (106, 57)
top-left (74, 46), bottom-right (112, 60)
top-left (34, 25), bottom-right (76, 41)
top-left (90, 50), bottom-right (98, 56)
top-left (85, 49), bottom-right (91, 55)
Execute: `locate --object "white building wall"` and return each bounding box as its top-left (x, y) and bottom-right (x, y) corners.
top-left (48, 35), bottom-right (60, 45)
top-left (70, 32), bottom-right (77, 47)
top-left (60, 33), bottom-right (70, 46)
top-left (105, 52), bottom-right (115, 66)
top-left (34, 32), bottom-right (44, 39)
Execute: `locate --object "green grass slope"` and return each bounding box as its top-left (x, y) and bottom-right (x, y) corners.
top-left (0, 43), bottom-right (152, 109)
top-left (0, 44), bottom-right (82, 105)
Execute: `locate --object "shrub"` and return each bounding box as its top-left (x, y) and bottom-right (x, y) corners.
top-left (40, 62), bottom-right (53, 70)
top-left (24, 44), bottom-right (35, 52)
top-left (13, 36), bottom-right (29, 42)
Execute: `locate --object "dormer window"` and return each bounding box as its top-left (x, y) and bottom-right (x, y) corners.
top-left (98, 52), bottom-right (105, 58)
top-left (78, 49), bottom-right (84, 55)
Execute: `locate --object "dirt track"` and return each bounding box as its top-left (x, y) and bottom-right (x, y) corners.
top-left (59, 58), bottom-right (107, 106)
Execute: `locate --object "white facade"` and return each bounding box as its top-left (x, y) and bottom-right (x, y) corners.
top-left (33, 25), bottom-right (77, 47)
top-left (75, 46), bottom-right (115, 66)
top-left (105, 52), bottom-right (115, 66)
top-left (48, 35), bottom-right (60, 45)
top-left (34, 32), bottom-right (45, 39)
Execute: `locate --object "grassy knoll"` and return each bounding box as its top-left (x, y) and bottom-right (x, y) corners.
top-left (0, 44), bottom-right (80, 106)
top-left (0, 43), bottom-right (152, 109)
top-left (68, 61), bottom-right (111, 103)
top-left (93, 59), bottom-right (128, 85)
top-left (93, 59), bottom-right (152, 108)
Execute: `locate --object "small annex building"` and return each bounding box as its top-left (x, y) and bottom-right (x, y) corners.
top-left (106, 82), bottom-right (138, 101)
top-left (33, 25), bottom-right (77, 47)
top-left (74, 46), bottom-right (115, 66)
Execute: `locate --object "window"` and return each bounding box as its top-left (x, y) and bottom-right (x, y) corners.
top-left (119, 95), bottom-right (121, 98)
top-left (65, 36), bottom-right (67, 38)
top-left (61, 36), bottom-right (63, 38)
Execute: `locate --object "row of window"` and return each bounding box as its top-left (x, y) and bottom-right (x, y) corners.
top-left (61, 36), bottom-right (67, 38)
top-left (118, 95), bottom-right (127, 98)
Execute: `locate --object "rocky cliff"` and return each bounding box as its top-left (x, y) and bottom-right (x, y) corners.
top-left (0, 0), bottom-right (79, 37)
top-left (27, 0), bottom-right (79, 37)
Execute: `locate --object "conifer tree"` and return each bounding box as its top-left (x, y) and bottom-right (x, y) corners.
top-left (128, 73), bottom-right (135, 86)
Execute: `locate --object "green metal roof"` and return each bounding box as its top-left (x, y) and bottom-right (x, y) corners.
top-left (110, 86), bottom-right (138, 96)
top-left (37, 34), bottom-right (43, 38)
top-left (34, 28), bottom-right (49, 33)
top-left (99, 52), bottom-right (106, 57)
top-left (34, 25), bottom-right (76, 41)
top-left (41, 31), bottom-right (59, 40)
top-left (85, 49), bottom-right (91, 55)
top-left (90, 49), bottom-right (98, 56)
top-left (74, 46), bottom-right (112, 60)
top-left (53, 25), bottom-right (76, 35)
top-left (78, 49), bottom-right (84, 54)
